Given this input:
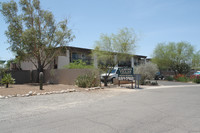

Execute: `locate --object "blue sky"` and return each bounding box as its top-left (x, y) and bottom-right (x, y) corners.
top-left (0, 0), bottom-right (200, 61)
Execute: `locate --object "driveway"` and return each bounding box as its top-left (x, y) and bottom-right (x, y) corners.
top-left (157, 80), bottom-right (196, 86)
top-left (0, 83), bottom-right (200, 133)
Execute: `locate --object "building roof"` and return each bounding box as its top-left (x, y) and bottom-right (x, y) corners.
top-left (65, 46), bottom-right (147, 58)
top-left (0, 60), bottom-right (6, 64)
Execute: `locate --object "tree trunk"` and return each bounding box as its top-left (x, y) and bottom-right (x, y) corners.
top-left (37, 62), bottom-right (44, 83)
top-left (6, 83), bottom-right (8, 88)
top-left (104, 76), bottom-right (108, 86)
top-left (39, 72), bottom-right (44, 90)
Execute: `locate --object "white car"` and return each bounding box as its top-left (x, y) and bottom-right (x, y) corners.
top-left (101, 67), bottom-right (119, 83)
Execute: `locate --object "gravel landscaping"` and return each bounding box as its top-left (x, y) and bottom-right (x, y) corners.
top-left (0, 84), bottom-right (104, 99)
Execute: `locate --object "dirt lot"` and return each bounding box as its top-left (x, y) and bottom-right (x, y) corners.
top-left (0, 84), bottom-right (83, 96)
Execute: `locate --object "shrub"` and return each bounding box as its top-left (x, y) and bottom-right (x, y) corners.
top-left (151, 81), bottom-right (158, 85)
top-left (190, 75), bottom-right (200, 83)
top-left (174, 74), bottom-right (188, 82)
top-left (75, 73), bottom-right (98, 88)
top-left (1, 73), bottom-right (15, 88)
top-left (135, 62), bottom-right (159, 85)
top-left (144, 80), bottom-right (158, 85)
top-left (166, 76), bottom-right (174, 81)
top-left (65, 60), bottom-right (94, 69)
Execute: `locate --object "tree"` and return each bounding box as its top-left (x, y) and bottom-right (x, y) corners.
top-left (192, 50), bottom-right (200, 70)
top-left (135, 62), bottom-right (158, 85)
top-left (1, 73), bottom-right (15, 88)
top-left (0, 0), bottom-right (74, 80)
top-left (93, 28), bottom-right (137, 86)
top-left (152, 42), bottom-right (194, 75)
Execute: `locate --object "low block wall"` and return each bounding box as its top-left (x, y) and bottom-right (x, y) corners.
top-left (7, 70), bottom-right (31, 84)
top-left (44, 69), bottom-right (99, 85)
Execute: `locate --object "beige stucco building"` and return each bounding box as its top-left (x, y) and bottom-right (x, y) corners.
top-left (17, 46), bottom-right (147, 70)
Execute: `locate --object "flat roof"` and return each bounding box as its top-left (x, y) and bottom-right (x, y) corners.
top-left (62, 46), bottom-right (147, 58)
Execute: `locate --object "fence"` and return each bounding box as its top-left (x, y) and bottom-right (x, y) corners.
top-left (4, 69), bottom-right (99, 85)
top-left (7, 70), bottom-right (31, 84)
top-left (44, 69), bottom-right (99, 85)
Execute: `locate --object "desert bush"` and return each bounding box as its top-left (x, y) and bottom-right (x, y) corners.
top-left (190, 75), bottom-right (200, 83)
top-left (75, 73), bottom-right (98, 88)
top-left (166, 76), bottom-right (174, 81)
top-left (174, 74), bottom-right (188, 82)
top-left (150, 81), bottom-right (158, 85)
top-left (1, 73), bottom-right (15, 88)
top-left (144, 80), bottom-right (158, 86)
top-left (65, 60), bottom-right (94, 69)
top-left (135, 62), bottom-right (158, 85)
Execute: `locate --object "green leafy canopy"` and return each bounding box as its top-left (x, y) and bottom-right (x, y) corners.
top-left (0, 0), bottom-right (75, 71)
top-left (152, 41), bottom-right (194, 75)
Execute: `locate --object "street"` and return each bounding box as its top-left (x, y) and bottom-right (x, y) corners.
top-left (1, 81), bottom-right (200, 133)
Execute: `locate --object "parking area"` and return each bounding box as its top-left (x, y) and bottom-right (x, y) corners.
top-left (157, 80), bottom-right (196, 86)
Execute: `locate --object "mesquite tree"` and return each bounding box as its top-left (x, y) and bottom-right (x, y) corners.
top-left (0, 0), bottom-right (74, 79)
top-left (152, 42), bottom-right (194, 75)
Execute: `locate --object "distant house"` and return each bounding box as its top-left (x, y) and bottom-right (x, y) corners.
top-left (17, 46), bottom-right (147, 71)
top-left (0, 60), bottom-right (6, 68)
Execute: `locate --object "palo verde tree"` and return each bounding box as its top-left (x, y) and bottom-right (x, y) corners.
top-left (152, 42), bottom-right (194, 75)
top-left (0, 0), bottom-right (74, 80)
top-left (93, 28), bottom-right (137, 86)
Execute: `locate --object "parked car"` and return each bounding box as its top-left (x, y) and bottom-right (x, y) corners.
top-left (193, 71), bottom-right (200, 76)
top-left (154, 72), bottom-right (164, 80)
top-left (101, 67), bottom-right (119, 83)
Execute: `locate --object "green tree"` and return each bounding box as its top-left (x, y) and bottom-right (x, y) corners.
top-left (152, 42), bottom-right (194, 75)
top-left (0, 0), bottom-right (74, 80)
top-left (192, 50), bottom-right (200, 70)
top-left (93, 28), bottom-right (137, 86)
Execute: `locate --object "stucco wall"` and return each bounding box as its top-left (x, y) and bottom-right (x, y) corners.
top-left (21, 61), bottom-right (36, 70)
top-left (57, 56), bottom-right (70, 69)
top-left (44, 69), bottom-right (99, 85)
top-left (21, 60), bottom-right (50, 70)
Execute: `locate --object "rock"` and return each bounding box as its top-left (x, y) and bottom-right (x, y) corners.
top-left (5, 96), bottom-right (8, 99)
top-left (28, 91), bottom-right (33, 96)
top-left (69, 89), bottom-right (76, 92)
top-left (17, 94), bottom-right (21, 97)
top-left (7, 95), bottom-right (12, 98)
top-left (90, 88), bottom-right (95, 90)
top-left (37, 93), bottom-right (40, 96)
top-left (44, 92), bottom-right (49, 95)
top-left (55, 91), bottom-right (61, 94)
top-left (0, 95), bottom-right (5, 99)
top-left (46, 92), bottom-right (51, 95)
top-left (25, 94), bottom-right (30, 97)
top-left (61, 90), bottom-right (65, 93)
top-left (65, 90), bottom-right (69, 93)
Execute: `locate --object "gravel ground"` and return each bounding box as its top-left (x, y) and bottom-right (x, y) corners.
top-left (1, 80), bottom-right (193, 97)
top-left (0, 84), bottom-right (81, 96)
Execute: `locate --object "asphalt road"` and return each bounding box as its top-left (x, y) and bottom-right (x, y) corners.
top-left (1, 82), bottom-right (200, 133)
